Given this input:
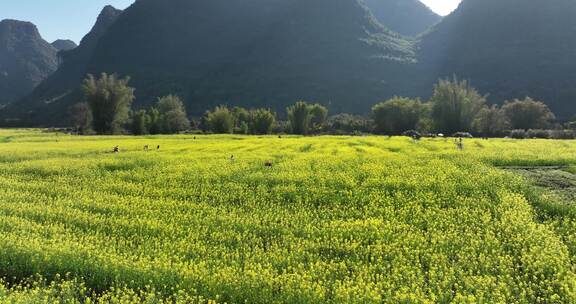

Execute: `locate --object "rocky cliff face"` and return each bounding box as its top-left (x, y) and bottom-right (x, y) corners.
top-left (0, 6), bottom-right (123, 125)
top-left (0, 19), bottom-right (58, 106)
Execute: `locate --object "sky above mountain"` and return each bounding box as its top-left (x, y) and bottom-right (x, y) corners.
top-left (0, 0), bottom-right (461, 43)
top-left (0, 0), bottom-right (134, 43)
top-left (420, 0), bottom-right (462, 16)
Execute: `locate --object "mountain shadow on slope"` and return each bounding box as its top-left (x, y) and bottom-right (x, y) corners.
top-left (1, 0), bottom-right (415, 126)
top-left (0, 20), bottom-right (58, 107)
top-left (418, 0), bottom-right (576, 118)
top-left (362, 0), bottom-right (441, 36)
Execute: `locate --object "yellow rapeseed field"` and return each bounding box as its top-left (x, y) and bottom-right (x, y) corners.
top-left (0, 129), bottom-right (575, 303)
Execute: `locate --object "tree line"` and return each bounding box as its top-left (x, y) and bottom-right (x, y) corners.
top-left (197, 102), bottom-right (328, 135)
top-left (70, 73), bottom-right (572, 138)
top-left (70, 74), bottom-right (190, 135)
top-left (372, 78), bottom-right (558, 137)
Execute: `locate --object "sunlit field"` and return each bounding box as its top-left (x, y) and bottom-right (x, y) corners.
top-left (0, 129), bottom-right (575, 303)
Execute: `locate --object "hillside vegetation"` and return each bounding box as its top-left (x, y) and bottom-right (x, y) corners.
top-left (0, 129), bottom-right (575, 302)
top-left (363, 0), bottom-right (441, 36)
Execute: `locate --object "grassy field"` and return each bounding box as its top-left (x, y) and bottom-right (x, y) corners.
top-left (0, 129), bottom-right (576, 303)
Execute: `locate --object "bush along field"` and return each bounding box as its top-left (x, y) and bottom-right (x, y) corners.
top-left (0, 129), bottom-right (575, 303)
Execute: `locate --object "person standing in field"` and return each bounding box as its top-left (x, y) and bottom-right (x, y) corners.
top-left (455, 138), bottom-right (463, 150)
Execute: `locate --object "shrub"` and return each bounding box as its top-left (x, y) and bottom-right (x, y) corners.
top-left (526, 129), bottom-right (551, 139)
top-left (309, 104), bottom-right (328, 132)
top-left (402, 130), bottom-right (422, 139)
top-left (510, 129), bottom-right (527, 139)
top-left (326, 114), bottom-right (372, 135)
top-left (249, 109), bottom-right (276, 135)
top-left (286, 101), bottom-right (329, 135)
top-left (287, 101), bottom-right (312, 135)
top-left (232, 107), bottom-right (250, 130)
top-left (372, 97), bottom-right (424, 135)
top-left (68, 102), bottom-right (93, 135)
top-left (155, 95), bottom-right (190, 134)
top-left (206, 106), bottom-right (234, 134)
top-left (272, 120), bottom-right (290, 134)
top-left (502, 97), bottom-right (556, 130)
top-left (472, 105), bottom-right (508, 137)
top-left (131, 110), bottom-right (150, 135)
top-left (452, 132), bottom-right (474, 138)
top-left (550, 129), bottom-right (576, 140)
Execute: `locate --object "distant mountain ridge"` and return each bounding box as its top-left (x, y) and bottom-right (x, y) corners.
top-left (4, 0), bottom-right (576, 125)
top-left (88, 0), bottom-right (414, 114)
top-left (2, 0), bottom-right (415, 126)
top-left (52, 39), bottom-right (77, 51)
top-left (363, 0), bottom-right (441, 36)
top-left (418, 0), bottom-right (576, 117)
top-left (1, 6), bottom-right (123, 125)
top-left (0, 19), bottom-right (58, 106)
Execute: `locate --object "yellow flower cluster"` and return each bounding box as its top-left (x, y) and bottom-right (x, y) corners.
top-left (0, 130), bottom-right (575, 303)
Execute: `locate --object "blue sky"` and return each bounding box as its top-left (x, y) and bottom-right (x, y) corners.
top-left (0, 0), bottom-right (135, 43)
top-left (0, 0), bottom-right (462, 44)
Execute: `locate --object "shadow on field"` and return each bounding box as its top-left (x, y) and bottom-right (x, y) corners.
top-left (509, 167), bottom-right (576, 204)
top-left (502, 165), bottom-right (576, 218)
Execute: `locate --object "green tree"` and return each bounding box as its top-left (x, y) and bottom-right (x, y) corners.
top-left (327, 114), bottom-right (373, 134)
top-left (68, 102), bottom-right (93, 134)
top-left (472, 105), bottom-right (508, 136)
top-left (230, 107), bottom-right (250, 134)
top-left (232, 107), bottom-right (250, 128)
top-left (207, 106), bottom-right (234, 134)
top-left (415, 103), bottom-right (434, 133)
top-left (287, 101), bottom-right (312, 135)
top-left (82, 73), bottom-right (135, 134)
top-left (429, 78), bottom-right (486, 134)
top-left (309, 104), bottom-right (329, 132)
top-left (502, 97), bottom-right (556, 130)
top-left (131, 109), bottom-right (150, 135)
top-left (372, 97), bottom-right (424, 134)
top-left (147, 108), bottom-right (161, 135)
top-left (249, 109), bottom-right (276, 135)
top-left (156, 95), bottom-right (190, 134)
